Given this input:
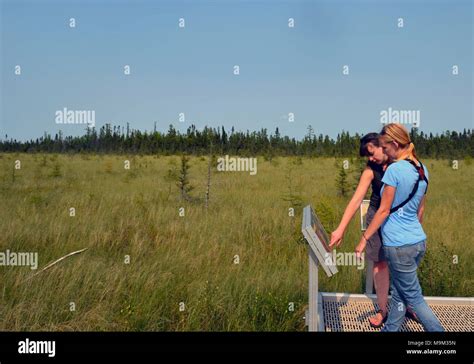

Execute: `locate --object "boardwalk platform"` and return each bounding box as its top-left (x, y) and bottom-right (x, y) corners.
top-left (305, 293), bottom-right (473, 332)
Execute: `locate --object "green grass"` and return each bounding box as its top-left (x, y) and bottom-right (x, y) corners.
top-left (0, 153), bottom-right (472, 331)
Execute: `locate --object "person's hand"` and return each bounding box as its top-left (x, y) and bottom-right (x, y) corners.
top-left (329, 228), bottom-right (344, 249)
top-left (355, 237), bottom-right (367, 259)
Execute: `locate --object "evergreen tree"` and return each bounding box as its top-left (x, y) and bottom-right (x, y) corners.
top-left (177, 154), bottom-right (194, 201)
top-left (336, 163), bottom-right (348, 197)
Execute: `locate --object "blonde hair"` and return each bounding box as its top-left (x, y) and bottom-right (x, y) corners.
top-left (380, 123), bottom-right (418, 161)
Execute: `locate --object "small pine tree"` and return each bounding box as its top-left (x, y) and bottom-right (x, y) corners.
top-left (336, 164), bottom-right (348, 197)
top-left (177, 154), bottom-right (194, 201)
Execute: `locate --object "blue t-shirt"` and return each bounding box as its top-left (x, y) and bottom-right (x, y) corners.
top-left (380, 160), bottom-right (429, 247)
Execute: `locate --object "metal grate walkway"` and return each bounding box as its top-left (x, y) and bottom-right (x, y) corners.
top-left (320, 293), bottom-right (473, 332)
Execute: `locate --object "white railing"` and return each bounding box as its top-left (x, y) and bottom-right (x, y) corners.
top-left (302, 202), bottom-right (374, 331)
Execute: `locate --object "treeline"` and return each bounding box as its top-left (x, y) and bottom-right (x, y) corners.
top-left (1, 123), bottom-right (473, 158)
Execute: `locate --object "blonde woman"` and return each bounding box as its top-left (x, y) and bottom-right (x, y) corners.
top-left (355, 123), bottom-right (444, 332)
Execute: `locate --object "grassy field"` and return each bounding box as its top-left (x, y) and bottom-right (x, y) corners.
top-left (0, 153), bottom-right (472, 331)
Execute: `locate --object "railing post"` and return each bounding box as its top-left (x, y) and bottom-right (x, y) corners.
top-left (308, 247), bottom-right (319, 332)
top-left (302, 204), bottom-right (337, 331)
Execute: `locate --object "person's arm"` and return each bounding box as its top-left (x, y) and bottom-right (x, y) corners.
top-left (418, 195), bottom-right (426, 223)
top-left (355, 185), bottom-right (396, 257)
top-left (329, 168), bottom-right (373, 248)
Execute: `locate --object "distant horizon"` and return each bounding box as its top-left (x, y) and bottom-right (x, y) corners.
top-left (2, 121), bottom-right (472, 143)
top-left (1, 0), bottom-right (472, 141)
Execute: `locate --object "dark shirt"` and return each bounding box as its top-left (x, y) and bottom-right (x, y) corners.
top-left (367, 161), bottom-right (385, 209)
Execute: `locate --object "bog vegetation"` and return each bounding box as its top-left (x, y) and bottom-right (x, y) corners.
top-left (0, 151), bottom-right (472, 331)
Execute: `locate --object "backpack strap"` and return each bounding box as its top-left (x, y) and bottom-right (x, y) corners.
top-left (389, 159), bottom-right (428, 214)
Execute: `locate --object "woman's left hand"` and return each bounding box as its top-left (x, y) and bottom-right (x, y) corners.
top-left (355, 238), bottom-right (367, 259)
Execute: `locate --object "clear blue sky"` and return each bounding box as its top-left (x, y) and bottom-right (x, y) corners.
top-left (1, 0), bottom-right (472, 141)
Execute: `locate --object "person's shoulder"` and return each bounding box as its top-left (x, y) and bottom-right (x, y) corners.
top-left (396, 159), bottom-right (418, 173)
top-left (382, 162), bottom-right (400, 183)
top-left (367, 161), bottom-right (380, 171)
top-left (361, 167), bottom-right (375, 181)
top-left (386, 160), bottom-right (404, 172)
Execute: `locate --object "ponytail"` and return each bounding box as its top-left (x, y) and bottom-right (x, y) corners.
top-left (406, 142), bottom-right (418, 161)
top-left (380, 123), bottom-right (418, 162)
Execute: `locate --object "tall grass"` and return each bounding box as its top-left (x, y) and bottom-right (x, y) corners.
top-left (0, 153), bottom-right (472, 331)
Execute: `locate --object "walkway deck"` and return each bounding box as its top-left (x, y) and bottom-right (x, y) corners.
top-left (306, 293), bottom-right (473, 332)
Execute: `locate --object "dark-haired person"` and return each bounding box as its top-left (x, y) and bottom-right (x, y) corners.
top-left (329, 133), bottom-right (391, 328)
top-left (355, 123), bottom-right (444, 332)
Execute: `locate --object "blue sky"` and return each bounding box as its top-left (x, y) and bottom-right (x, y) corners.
top-left (1, 0), bottom-right (472, 141)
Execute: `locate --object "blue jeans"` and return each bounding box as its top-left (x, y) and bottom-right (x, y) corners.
top-left (382, 241), bottom-right (444, 332)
